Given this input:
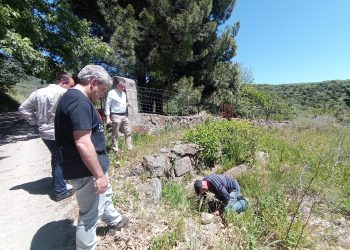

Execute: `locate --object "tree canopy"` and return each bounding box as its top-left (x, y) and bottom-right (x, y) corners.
top-left (69, 0), bottom-right (240, 99)
top-left (1, 0), bottom-right (241, 112)
top-left (0, 0), bottom-right (112, 92)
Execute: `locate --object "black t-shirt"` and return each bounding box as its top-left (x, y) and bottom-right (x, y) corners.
top-left (55, 89), bottom-right (109, 179)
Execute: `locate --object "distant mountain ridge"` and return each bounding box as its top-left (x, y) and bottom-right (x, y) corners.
top-left (254, 80), bottom-right (350, 115)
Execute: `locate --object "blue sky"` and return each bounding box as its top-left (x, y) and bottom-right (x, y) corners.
top-left (226, 0), bottom-right (350, 84)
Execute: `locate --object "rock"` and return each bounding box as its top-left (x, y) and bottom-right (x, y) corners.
top-left (171, 143), bottom-right (199, 157)
top-left (126, 164), bottom-right (144, 176)
top-left (200, 212), bottom-right (215, 225)
top-left (159, 148), bottom-right (169, 153)
top-left (174, 157), bottom-right (192, 177)
top-left (141, 178), bottom-right (162, 204)
top-left (224, 164), bottom-right (249, 178)
top-left (142, 154), bottom-right (172, 178)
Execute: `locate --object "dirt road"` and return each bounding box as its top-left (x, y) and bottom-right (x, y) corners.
top-left (0, 113), bottom-right (77, 250)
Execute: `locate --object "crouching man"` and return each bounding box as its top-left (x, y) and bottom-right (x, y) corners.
top-left (194, 174), bottom-right (248, 214)
top-left (55, 65), bottom-right (129, 249)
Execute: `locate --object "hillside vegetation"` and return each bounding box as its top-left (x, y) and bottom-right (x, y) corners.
top-left (104, 118), bottom-right (350, 249)
top-left (255, 80), bottom-right (350, 119)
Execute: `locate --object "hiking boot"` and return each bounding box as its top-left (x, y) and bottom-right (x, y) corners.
top-left (55, 188), bottom-right (75, 201)
top-left (107, 216), bottom-right (129, 233)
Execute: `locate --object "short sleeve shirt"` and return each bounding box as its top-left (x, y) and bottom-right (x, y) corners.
top-left (55, 89), bottom-right (108, 179)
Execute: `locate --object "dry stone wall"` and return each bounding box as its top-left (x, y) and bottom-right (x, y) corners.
top-left (142, 143), bottom-right (200, 179)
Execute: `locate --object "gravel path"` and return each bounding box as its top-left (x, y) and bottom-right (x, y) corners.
top-left (0, 112), bottom-right (77, 250)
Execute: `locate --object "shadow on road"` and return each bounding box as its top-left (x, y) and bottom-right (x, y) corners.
top-left (0, 112), bottom-right (39, 145)
top-left (10, 177), bottom-right (52, 195)
top-left (30, 219), bottom-right (76, 250)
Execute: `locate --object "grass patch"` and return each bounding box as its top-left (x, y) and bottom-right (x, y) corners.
top-left (162, 181), bottom-right (192, 210)
top-left (151, 218), bottom-right (185, 250)
top-left (107, 126), bottom-right (186, 168)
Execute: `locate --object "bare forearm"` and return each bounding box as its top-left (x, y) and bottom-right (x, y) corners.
top-left (76, 141), bottom-right (105, 178)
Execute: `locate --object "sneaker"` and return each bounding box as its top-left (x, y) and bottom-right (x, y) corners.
top-left (55, 188), bottom-right (75, 202)
top-left (108, 216), bottom-right (129, 232)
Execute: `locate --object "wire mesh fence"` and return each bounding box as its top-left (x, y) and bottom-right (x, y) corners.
top-left (137, 87), bottom-right (199, 115)
top-left (95, 86), bottom-right (237, 118)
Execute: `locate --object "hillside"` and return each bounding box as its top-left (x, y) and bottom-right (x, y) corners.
top-left (0, 77), bottom-right (43, 112)
top-left (255, 80), bottom-right (350, 115)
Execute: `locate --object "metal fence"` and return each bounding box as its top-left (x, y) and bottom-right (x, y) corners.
top-left (96, 86), bottom-right (237, 118)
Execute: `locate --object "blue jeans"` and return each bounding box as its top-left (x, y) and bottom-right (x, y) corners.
top-left (225, 191), bottom-right (248, 213)
top-left (42, 139), bottom-right (67, 197)
top-left (225, 180), bottom-right (248, 213)
top-left (68, 176), bottom-right (121, 250)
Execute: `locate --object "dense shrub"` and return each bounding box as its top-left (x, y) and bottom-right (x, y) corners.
top-left (185, 120), bottom-right (258, 167)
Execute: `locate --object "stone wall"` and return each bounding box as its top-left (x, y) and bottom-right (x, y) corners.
top-left (142, 143), bottom-right (200, 178)
top-left (131, 111), bottom-right (208, 134)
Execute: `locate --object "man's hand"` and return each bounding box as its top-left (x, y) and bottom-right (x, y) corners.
top-left (106, 116), bottom-right (112, 124)
top-left (95, 175), bottom-right (108, 194)
top-left (213, 210), bottom-right (220, 216)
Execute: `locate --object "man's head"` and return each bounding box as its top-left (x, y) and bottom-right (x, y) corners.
top-left (77, 65), bottom-right (112, 102)
top-left (113, 76), bottom-right (126, 92)
top-left (56, 74), bottom-right (75, 89)
top-left (194, 180), bottom-right (208, 196)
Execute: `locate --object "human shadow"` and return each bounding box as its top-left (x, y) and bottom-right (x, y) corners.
top-left (0, 156), bottom-right (10, 161)
top-left (10, 177), bottom-right (52, 196)
top-left (30, 219), bottom-right (76, 250)
top-left (0, 112), bottom-right (40, 145)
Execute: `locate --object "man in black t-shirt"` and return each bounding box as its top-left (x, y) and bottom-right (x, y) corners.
top-left (55, 65), bottom-right (129, 249)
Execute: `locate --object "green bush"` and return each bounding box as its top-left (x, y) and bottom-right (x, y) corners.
top-left (185, 120), bottom-right (258, 167)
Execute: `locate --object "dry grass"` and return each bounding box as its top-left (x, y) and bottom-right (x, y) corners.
top-left (108, 126), bottom-right (187, 169)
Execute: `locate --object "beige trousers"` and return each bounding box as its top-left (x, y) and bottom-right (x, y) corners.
top-left (110, 114), bottom-right (132, 151)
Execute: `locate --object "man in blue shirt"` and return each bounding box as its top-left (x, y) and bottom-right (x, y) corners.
top-left (194, 174), bottom-right (248, 214)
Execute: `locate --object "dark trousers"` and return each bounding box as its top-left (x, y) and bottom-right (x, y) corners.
top-left (42, 139), bottom-right (67, 197)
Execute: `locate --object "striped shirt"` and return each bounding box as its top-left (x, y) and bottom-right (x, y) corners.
top-left (204, 174), bottom-right (240, 206)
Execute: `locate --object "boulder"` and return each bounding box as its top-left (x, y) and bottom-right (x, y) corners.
top-left (174, 157), bottom-right (192, 177)
top-left (141, 178), bottom-right (162, 204)
top-left (171, 143), bottom-right (199, 157)
top-left (142, 154), bottom-right (172, 178)
top-left (224, 164), bottom-right (249, 178)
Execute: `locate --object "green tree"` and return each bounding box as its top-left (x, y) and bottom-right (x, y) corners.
top-left (0, 0), bottom-right (113, 92)
top-left (71, 0), bottom-right (240, 112)
top-left (237, 85), bottom-right (291, 121)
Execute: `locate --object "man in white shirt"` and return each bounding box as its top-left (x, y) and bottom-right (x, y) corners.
top-left (19, 74), bottom-right (75, 201)
top-left (105, 77), bottom-right (133, 153)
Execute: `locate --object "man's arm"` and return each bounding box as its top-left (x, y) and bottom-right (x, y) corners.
top-left (18, 92), bottom-right (37, 125)
top-left (216, 186), bottom-right (231, 206)
top-left (73, 129), bottom-right (108, 194)
top-left (105, 92), bottom-right (112, 124)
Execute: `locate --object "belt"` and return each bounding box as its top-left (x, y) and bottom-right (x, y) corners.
top-left (111, 112), bottom-right (127, 116)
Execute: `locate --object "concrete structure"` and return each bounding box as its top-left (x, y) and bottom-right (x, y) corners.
top-left (120, 77), bottom-right (139, 121)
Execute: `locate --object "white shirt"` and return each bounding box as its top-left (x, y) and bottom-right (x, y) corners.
top-left (18, 84), bottom-right (66, 140)
top-left (105, 89), bottom-right (127, 116)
